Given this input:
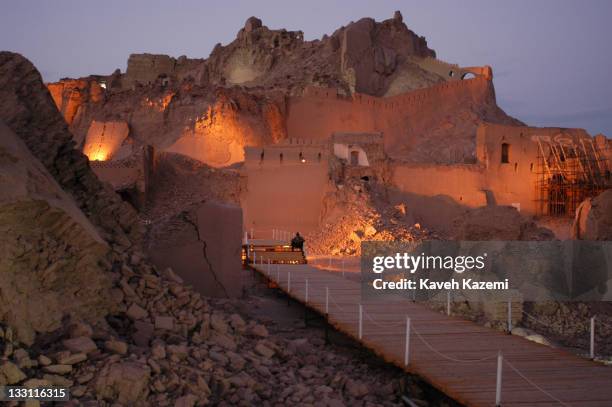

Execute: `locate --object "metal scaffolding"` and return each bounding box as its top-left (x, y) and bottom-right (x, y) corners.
top-left (535, 137), bottom-right (610, 216)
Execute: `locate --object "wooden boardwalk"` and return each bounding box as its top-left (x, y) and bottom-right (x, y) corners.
top-left (252, 263), bottom-right (612, 407)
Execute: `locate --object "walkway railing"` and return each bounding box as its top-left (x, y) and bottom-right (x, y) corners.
top-left (252, 264), bottom-right (612, 407)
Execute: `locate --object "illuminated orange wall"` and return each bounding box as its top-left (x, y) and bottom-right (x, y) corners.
top-left (241, 145), bottom-right (332, 234)
top-left (82, 121), bottom-right (129, 161)
top-left (46, 80), bottom-right (103, 128)
top-left (286, 78), bottom-right (494, 157)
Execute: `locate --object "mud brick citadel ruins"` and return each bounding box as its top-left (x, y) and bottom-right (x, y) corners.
top-left (46, 13), bottom-right (611, 234)
top-left (1, 10), bottom-right (612, 406)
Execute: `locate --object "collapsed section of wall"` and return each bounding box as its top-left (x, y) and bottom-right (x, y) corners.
top-left (147, 202), bottom-right (243, 297)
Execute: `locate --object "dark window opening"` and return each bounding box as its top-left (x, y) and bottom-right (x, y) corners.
top-left (361, 176), bottom-right (369, 182)
top-left (501, 143), bottom-right (510, 163)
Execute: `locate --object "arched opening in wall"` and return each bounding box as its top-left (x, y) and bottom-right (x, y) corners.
top-left (501, 143), bottom-right (510, 164)
top-left (350, 151), bottom-right (359, 166)
top-left (461, 72), bottom-right (477, 80)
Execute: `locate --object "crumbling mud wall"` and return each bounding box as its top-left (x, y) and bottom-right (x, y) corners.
top-left (147, 202), bottom-right (243, 297)
top-left (47, 78), bottom-right (104, 126)
top-left (123, 53), bottom-right (207, 88)
top-left (287, 78), bottom-right (518, 163)
top-left (83, 120), bottom-right (130, 161)
top-left (56, 82), bottom-right (287, 168)
top-left (390, 163), bottom-right (486, 232)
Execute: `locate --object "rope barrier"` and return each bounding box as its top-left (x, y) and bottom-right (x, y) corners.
top-left (254, 264), bottom-right (600, 404)
top-left (504, 359), bottom-right (571, 407)
top-left (328, 293), bottom-right (355, 315)
top-left (412, 327), bottom-right (497, 363)
top-left (363, 310), bottom-right (406, 328)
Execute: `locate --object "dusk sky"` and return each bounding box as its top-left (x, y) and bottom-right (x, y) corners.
top-left (1, 0), bottom-right (611, 136)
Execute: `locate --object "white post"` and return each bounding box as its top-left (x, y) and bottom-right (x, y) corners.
top-left (288, 271), bottom-right (291, 292)
top-left (305, 279), bottom-right (309, 302)
top-left (590, 316), bottom-right (595, 359)
top-left (507, 300), bottom-right (512, 333)
top-left (358, 304), bottom-right (363, 339)
top-left (446, 291), bottom-right (451, 316)
top-left (325, 287), bottom-right (329, 314)
top-left (404, 316), bottom-right (411, 366)
top-left (495, 351), bottom-right (502, 406)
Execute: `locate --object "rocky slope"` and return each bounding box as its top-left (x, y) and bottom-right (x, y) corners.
top-left (204, 12), bottom-right (436, 96)
top-left (0, 121), bottom-right (116, 345)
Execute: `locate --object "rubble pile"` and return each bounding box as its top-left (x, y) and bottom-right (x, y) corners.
top-left (306, 180), bottom-right (435, 256)
top-left (0, 260), bottom-right (414, 406)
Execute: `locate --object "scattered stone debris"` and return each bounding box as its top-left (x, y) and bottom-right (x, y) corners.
top-left (306, 180), bottom-right (436, 255)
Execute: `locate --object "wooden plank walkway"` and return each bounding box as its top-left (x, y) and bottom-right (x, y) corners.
top-left (252, 263), bottom-right (612, 407)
